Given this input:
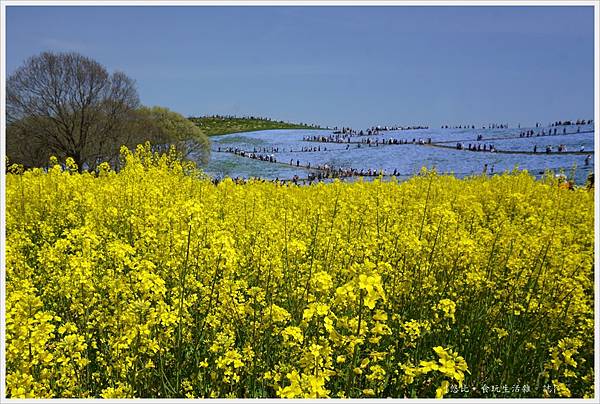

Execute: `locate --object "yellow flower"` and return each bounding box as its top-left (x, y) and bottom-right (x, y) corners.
top-left (435, 380), bottom-right (450, 398)
top-left (5, 148), bottom-right (593, 398)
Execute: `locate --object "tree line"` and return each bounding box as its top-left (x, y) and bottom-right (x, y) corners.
top-left (6, 52), bottom-right (210, 171)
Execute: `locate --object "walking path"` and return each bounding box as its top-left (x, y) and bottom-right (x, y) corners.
top-left (209, 122), bottom-right (594, 183)
top-left (433, 129), bottom-right (594, 144)
top-left (300, 135), bottom-right (594, 155)
top-left (423, 143), bottom-right (593, 155)
top-left (214, 149), bottom-right (395, 177)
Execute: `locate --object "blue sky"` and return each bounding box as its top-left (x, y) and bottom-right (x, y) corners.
top-left (5, 6), bottom-right (595, 129)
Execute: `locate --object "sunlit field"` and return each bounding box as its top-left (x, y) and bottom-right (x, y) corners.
top-left (5, 145), bottom-right (594, 398)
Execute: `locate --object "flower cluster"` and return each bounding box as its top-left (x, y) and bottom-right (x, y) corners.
top-left (5, 145), bottom-right (594, 398)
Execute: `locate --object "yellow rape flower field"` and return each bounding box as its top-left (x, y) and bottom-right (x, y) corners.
top-left (5, 145), bottom-right (595, 398)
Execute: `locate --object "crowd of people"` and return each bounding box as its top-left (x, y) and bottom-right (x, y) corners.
top-left (332, 125), bottom-right (428, 135)
top-left (442, 124), bottom-right (476, 129)
top-left (320, 127), bottom-right (391, 139)
top-left (441, 123), bottom-right (509, 129)
top-left (531, 144), bottom-right (587, 154)
top-left (305, 133), bottom-right (355, 143)
top-left (295, 146), bottom-right (328, 152)
top-left (219, 147), bottom-right (279, 163)
top-left (441, 119), bottom-right (593, 130)
top-left (217, 145), bottom-right (412, 182)
top-left (305, 166), bottom-right (405, 180)
top-left (456, 143), bottom-right (497, 152)
top-left (218, 145), bottom-right (332, 154)
top-left (550, 119), bottom-right (593, 126)
top-left (360, 137), bottom-right (432, 145)
top-left (520, 128), bottom-right (569, 137)
top-left (209, 168), bottom-right (595, 189)
top-left (211, 117), bottom-right (593, 185)
top-left (210, 176), bottom-right (314, 186)
top-left (303, 134), bottom-right (433, 146)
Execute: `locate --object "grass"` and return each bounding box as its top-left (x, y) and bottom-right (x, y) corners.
top-left (188, 116), bottom-right (325, 137)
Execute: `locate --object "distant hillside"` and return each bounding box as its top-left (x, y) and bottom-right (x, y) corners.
top-left (188, 115), bottom-right (325, 136)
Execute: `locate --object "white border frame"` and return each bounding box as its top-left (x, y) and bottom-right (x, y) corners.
top-left (0, 1), bottom-right (598, 403)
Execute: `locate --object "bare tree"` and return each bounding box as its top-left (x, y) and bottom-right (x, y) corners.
top-left (7, 52), bottom-right (140, 170)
